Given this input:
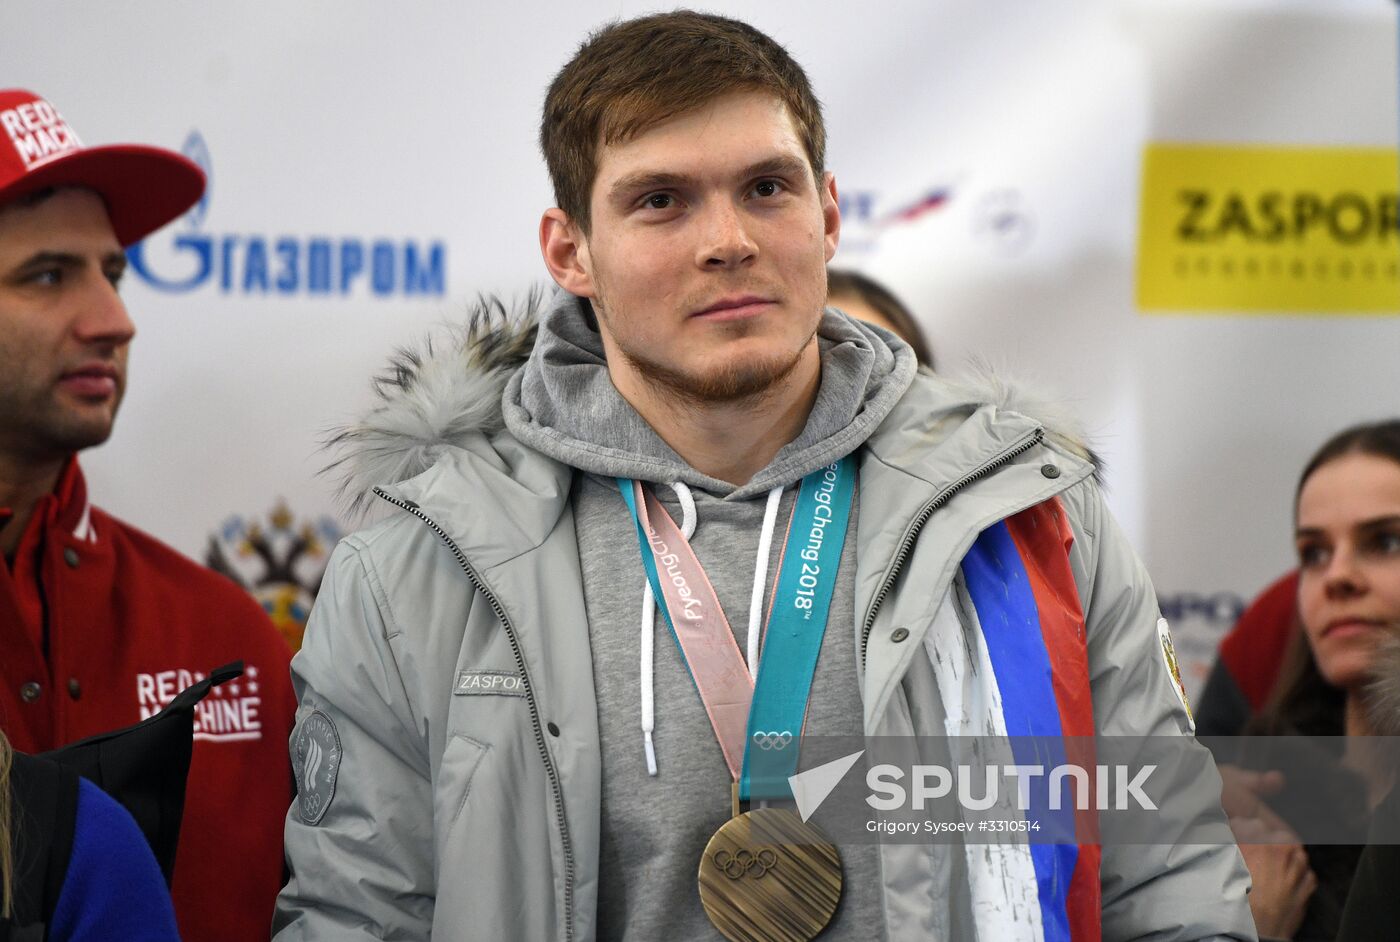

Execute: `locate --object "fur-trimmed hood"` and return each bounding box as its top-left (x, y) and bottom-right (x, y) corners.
top-left (324, 293), bottom-right (542, 515)
top-left (1366, 634), bottom-right (1400, 736)
top-left (325, 288), bottom-right (1099, 515)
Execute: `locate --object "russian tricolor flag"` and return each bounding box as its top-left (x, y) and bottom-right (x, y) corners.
top-left (960, 498), bottom-right (1101, 942)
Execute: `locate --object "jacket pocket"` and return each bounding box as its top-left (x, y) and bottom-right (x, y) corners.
top-left (438, 734), bottom-right (491, 826)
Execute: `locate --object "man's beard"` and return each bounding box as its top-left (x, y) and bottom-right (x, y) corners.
top-left (613, 326), bottom-right (815, 407)
top-left (0, 390), bottom-right (121, 462)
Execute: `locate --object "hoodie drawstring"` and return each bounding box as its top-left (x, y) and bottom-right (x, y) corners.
top-left (747, 487), bottom-right (785, 675)
top-left (641, 482), bottom-right (694, 775)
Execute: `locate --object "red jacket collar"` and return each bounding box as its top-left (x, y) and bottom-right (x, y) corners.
top-left (55, 458), bottom-right (98, 544)
top-left (0, 457), bottom-right (97, 552)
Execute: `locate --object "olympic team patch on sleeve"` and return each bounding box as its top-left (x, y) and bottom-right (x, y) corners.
top-left (293, 710), bottom-right (342, 825)
top-left (1157, 617), bottom-right (1195, 733)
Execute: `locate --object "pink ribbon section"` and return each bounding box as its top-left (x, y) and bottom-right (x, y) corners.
top-left (636, 482), bottom-right (754, 781)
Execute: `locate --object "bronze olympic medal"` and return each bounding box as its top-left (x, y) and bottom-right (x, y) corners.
top-left (697, 807), bottom-right (843, 942)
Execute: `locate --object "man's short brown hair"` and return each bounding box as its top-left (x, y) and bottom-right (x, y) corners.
top-left (540, 10), bottom-right (826, 232)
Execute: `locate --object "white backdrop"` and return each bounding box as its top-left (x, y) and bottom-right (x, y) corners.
top-left (3, 0), bottom-right (1397, 692)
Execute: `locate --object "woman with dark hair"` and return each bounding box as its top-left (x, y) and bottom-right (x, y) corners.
top-left (1225, 419), bottom-right (1400, 941)
top-left (0, 731), bottom-right (180, 941)
top-left (1270, 421), bottom-right (1400, 734)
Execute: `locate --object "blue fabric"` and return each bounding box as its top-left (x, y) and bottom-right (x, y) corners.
top-left (962, 521), bottom-right (1077, 942)
top-left (49, 779), bottom-right (181, 942)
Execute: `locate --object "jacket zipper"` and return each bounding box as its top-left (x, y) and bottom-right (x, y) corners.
top-left (859, 428), bottom-right (1045, 666)
top-left (373, 488), bottom-right (576, 942)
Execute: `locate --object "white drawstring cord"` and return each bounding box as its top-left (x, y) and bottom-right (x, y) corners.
top-left (675, 482), bottom-right (698, 537)
top-left (640, 586), bottom-right (658, 775)
top-left (641, 482), bottom-right (696, 776)
top-left (745, 486), bottom-right (785, 677)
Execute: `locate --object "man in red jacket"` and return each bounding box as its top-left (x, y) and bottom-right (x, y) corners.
top-left (0, 88), bottom-right (295, 942)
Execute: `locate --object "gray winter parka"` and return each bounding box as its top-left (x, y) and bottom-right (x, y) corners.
top-left (273, 309), bottom-right (1255, 942)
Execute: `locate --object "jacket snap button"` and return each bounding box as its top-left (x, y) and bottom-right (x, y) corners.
top-left (68, 678), bottom-right (82, 700)
top-left (20, 681), bottom-right (41, 703)
top-left (1040, 464), bottom-right (1061, 479)
top-left (63, 547), bottom-right (80, 568)
top-left (890, 627), bottom-right (910, 643)
top-left (547, 722), bottom-right (561, 737)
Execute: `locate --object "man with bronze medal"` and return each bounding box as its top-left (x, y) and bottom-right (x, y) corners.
top-left (279, 10), bottom-right (1256, 941)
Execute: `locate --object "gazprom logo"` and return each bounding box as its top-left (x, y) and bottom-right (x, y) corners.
top-left (128, 131), bottom-right (446, 298)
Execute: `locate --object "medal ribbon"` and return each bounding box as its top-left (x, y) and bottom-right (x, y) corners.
top-left (627, 483), bottom-right (754, 780)
top-left (619, 456), bottom-right (856, 801)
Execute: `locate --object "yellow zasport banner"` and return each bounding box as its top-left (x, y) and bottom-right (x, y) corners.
top-left (1137, 144), bottom-right (1400, 314)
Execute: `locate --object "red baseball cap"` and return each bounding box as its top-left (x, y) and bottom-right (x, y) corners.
top-left (0, 89), bottom-right (205, 247)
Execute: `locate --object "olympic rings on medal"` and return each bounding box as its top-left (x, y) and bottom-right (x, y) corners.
top-left (750, 730), bottom-right (793, 751)
top-left (713, 847), bottom-right (779, 880)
